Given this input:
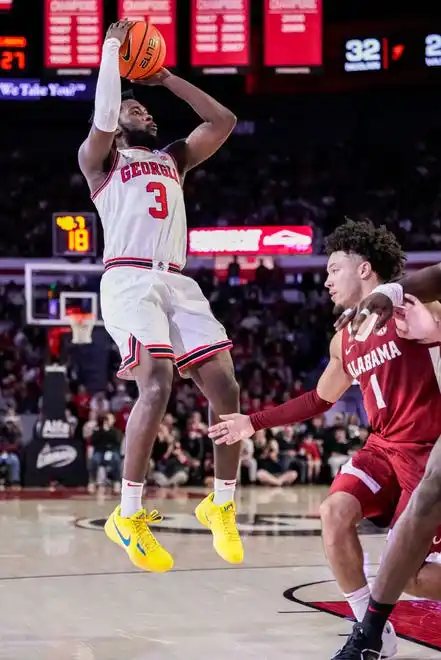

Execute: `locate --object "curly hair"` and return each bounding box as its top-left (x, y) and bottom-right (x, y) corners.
top-left (324, 219), bottom-right (406, 282)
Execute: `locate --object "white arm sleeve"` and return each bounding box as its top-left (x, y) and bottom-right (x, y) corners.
top-left (371, 283), bottom-right (404, 306)
top-left (93, 38), bottom-right (121, 133)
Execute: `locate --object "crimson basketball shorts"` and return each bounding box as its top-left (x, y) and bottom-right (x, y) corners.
top-left (100, 265), bottom-right (232, 380)
top-left (329, 435), bottom-right (435, 528)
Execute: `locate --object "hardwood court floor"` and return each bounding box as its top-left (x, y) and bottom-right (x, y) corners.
top-left (0, 486), bottom-right (439, 659)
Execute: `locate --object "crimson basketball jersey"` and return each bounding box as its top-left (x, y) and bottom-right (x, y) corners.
top-left (92, 147), bottom-right (187, 268)
top-left (340, 317), bottom-right (441, 445)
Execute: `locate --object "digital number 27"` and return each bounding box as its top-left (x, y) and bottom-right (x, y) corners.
top-left (146, 182), bottom-right (168, 220)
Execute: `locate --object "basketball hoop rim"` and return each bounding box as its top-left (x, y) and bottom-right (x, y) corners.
top-left (66, 311), bottom-right (96, 344)
top-left (66, 312), bottom-right (96, 326)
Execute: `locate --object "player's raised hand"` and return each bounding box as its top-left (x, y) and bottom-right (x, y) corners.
top-left (394, 294), bottom-right (440, 342)
top-left (208, 413), bottom-right (254, 445)
top-left (130, 68), bottom-right (172, 86)
top-left (334, 292), bottom-right (394, 336)
top-left (105, 19), bottom-right (134, 45)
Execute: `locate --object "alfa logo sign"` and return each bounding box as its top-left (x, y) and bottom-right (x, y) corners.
top-left (41, 419), bottom-right (70, 440)
top-left (36, 443), bottom-right (77, 469)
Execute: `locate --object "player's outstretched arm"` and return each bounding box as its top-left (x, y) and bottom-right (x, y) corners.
top-left (335, 263), bottom-right (441, 336)
top-left (78, 21), bottom-right (134, 189)
top-left (394, 295), bottom-right (441, 342)
top-left (135, 68), bottom-right (236, 173)
top-left (208, 334), bottom-right (353, 445)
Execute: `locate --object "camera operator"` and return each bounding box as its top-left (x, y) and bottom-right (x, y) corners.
top-left (89, 413), bottom-right (122, 491)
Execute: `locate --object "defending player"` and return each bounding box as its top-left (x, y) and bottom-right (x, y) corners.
top-left (329, 274), bottom-right (441, 657)
top-left (79, 21), bottom-right (243, 573)
top-left (208, 220), bottom-right (441, 658)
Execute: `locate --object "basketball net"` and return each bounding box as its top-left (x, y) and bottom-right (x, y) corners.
top-left (68, 313), bottom-right (95, 344)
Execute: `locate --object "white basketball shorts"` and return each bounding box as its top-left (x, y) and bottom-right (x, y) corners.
top-left (100, 262), bottom-right (232, 380)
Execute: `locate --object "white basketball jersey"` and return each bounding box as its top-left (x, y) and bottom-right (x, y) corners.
top-left (92, 146), bottom-right (187, 268)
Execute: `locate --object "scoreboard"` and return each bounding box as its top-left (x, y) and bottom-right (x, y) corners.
top-left (1, 0), bottom-right (441, 94)
top-left (343, 30), bottom-right (441, 74)
top-left (0, 0), bottom-right (104, 78)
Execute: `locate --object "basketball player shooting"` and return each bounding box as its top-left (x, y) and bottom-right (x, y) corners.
top-left (208, 220), bottom-right (441, 659)
top-left (78, 21), bottom-right (243, 573)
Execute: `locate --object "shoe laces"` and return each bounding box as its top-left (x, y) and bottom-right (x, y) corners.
top-left (218, 503), bottom-right (241, 542)
top-left (133, 509), bottom-right (164, 552)
top-left (334, 626), bottom-right (381, 659)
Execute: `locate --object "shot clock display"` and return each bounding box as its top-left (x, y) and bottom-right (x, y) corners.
top-left (0, 35), bottom-right (28, 73)
top-left (52, 213), bottom-right (97, 258)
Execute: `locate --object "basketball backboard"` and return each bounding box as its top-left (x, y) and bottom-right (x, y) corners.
top-left (24, 262), bottom-right (104, 327)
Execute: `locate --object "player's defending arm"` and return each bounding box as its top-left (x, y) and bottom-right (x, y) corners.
top-left (136, 68), bottom-right (236, 174)
top-left (335, 263), bottom-right (441, 336)
top-left (78, 21), bottom-right (133, 189)
top-left (394, 295), bottom-right (441, 343)
top-left (208, 333), bottom-right (353, 445)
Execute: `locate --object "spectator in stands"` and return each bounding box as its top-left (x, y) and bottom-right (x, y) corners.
top-left (89, 413), bottom-right (122, 492)
top-left (299, 432), bottom-right (322, 484)
top-left (90, 391), bottom-right (109, 416)
top-left (72, 384), bottom-right (91, 422)
top-left (327, 425), bottom-right (352, 478)
top-left (0, 411), bottom-right (22, 487)
top-left (152, 437), bottom-right (194, 488)
top-left (110, 382), bottom-right (130, 413)
top-left (65, 408), bottom-right (78, 437)
top-left (347, 413), bottom-right (362, 440)
top-left (238, 436), bottom-right (257, 484)
top-left (83, 410), bottom-right (98, 446)
top-left (181, 415), bottom-right (204, 484)
top-left (256, 439), bottom-right (298, 487)
top-left (275, 424), bottom-right (307, 483)
top-left (227, 256), bottom-right (241, 286)
top-left (114, 396), bottom-right (133, 435)
top-left (255, 258), bottom-right (271, 291)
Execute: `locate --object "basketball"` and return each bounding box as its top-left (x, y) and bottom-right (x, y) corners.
top-left (119, 21), bottom-right (166, 80)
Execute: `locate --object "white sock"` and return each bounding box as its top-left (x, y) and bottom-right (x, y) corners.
top-left (344, 583), bottom-right (370, 622)
top-left (120, 478), bottom-right (144, 517)
top-left (213, 478), bottom-right (236, 506)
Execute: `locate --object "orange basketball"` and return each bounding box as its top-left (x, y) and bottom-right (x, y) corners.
top-left (119, 21), bottom-right (166, 80)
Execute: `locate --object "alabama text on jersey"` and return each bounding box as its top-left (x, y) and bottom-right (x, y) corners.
top-left (341, 320), bottom-right (441, 445)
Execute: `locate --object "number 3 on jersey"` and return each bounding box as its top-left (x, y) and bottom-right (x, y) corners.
top-left (370, 374), bottom-right (386, 409)
top-left (146, 182), bottom-right (168, 220)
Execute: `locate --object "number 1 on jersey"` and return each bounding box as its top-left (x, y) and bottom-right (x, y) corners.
top-left (370, 374), bottom-right (386, 409)
top-left (146, 182), bottom-right (168, 220)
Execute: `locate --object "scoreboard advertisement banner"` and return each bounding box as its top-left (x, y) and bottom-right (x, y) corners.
top-left (264, 0), bottom-right (322, 72)
top-left (188, 226), bottom-right (313, 256)
top-left (191, 0), bottom-right (250, 73)
top-left (44, 0), bottom-right (103, 74)
top-left (117, 0), bottom-right (176, 68)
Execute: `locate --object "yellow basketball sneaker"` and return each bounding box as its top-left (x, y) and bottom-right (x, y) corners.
top-left (195, 492), bottom-right (244, 564)
top-left (104, 505), bottom-right (174, 572)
